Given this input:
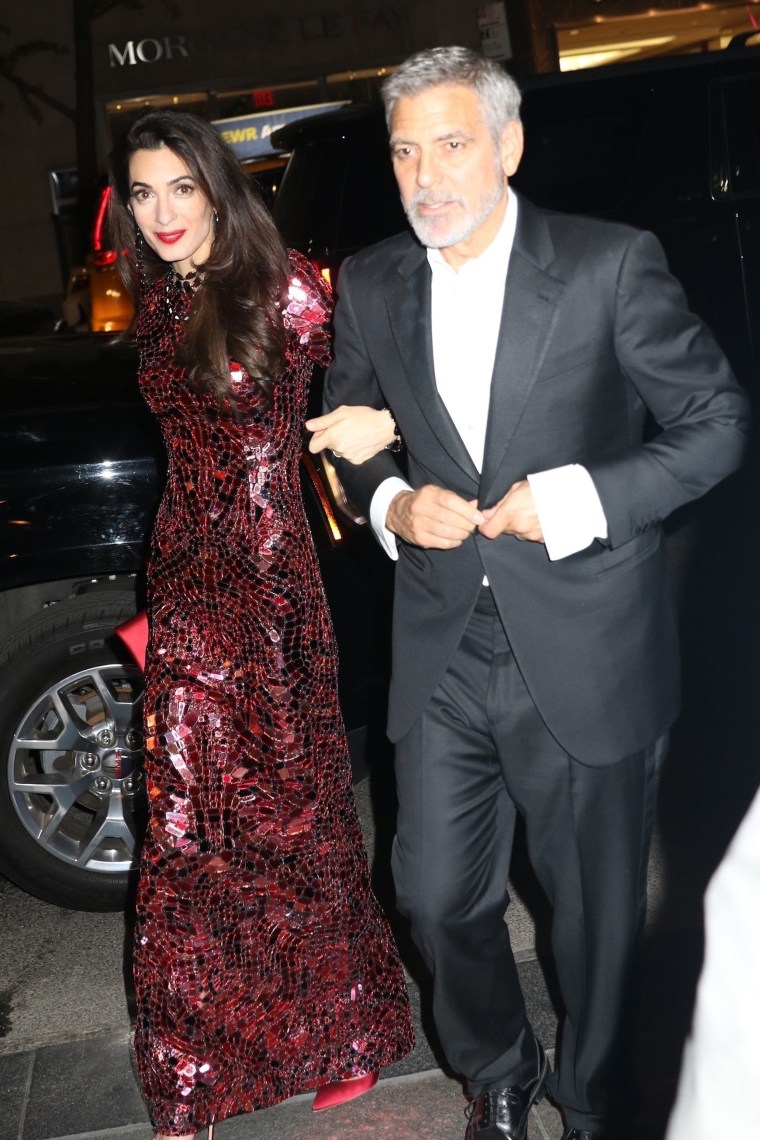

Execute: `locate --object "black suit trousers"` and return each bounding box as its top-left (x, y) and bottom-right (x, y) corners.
top-left (391, 590), bottom-right (664, 1129)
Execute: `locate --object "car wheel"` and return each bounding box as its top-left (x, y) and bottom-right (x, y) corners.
top-left (0, 592), bottom-right (146, 911)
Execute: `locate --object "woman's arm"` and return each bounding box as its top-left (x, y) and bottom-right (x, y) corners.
top-left (305, 405), bottom-right (399, 465)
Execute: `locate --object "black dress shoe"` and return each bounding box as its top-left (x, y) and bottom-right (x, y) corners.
top-left (465, 1041), bottom-right (548, 1139)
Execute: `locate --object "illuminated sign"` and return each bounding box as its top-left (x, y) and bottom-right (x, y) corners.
top-left (477, 2), bottom-right (513, 62)
top-left (108, 35), bottom-right (190, 67)
top-left (213, 101), bottom-right (346, 159)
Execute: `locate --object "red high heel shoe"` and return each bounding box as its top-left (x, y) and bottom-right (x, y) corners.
top-left (114, 610), bottom-right (149, 670)
top-left (311, 1070), bottom-right (379, 1112)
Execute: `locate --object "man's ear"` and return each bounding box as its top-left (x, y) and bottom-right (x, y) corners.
top-left (500, 119), bottom-right (524, 178)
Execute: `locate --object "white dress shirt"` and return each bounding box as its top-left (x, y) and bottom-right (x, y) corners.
top-left (369, 191), bottom-right (608, 562)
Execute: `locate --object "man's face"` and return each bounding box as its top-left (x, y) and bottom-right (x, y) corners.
top-left (389, 84), bottom-right (523, 265)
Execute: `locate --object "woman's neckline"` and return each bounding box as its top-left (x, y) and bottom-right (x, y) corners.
top-left (164, 267), bottom-right (202, 322)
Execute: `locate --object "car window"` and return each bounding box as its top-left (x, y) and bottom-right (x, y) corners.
top-left (275, 123), bottom-right (407, 259)
top-left (275, 140), bottom-right (346, 256)
top-left (720, 78), bottom-right (760, 196)
top-left (243, 156), bottom-right (289, 212)
top-left (334, 131), bottom-right (407, 252)
top-left (513, 87), bottom-right (651, 215)
top-left (625, 80), bottom-right (709, 213)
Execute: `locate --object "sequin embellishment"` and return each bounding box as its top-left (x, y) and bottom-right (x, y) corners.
top-left (132, 251), bottom-right (413, 1135)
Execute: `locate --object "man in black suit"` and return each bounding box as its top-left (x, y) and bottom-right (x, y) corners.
top-left (319, 46), bottom-right (750, 1140)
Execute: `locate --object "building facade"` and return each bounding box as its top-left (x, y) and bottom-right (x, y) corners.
top-left (2, 0), bottom-right (500, 304)
top-left (2, 0), bottom-right (758, 304)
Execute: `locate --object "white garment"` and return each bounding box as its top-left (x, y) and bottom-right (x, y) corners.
top-left (665, 784), bottom-right (760, 1140)
top-left (527, 465), bottom-right (608, 562)
top-left (427, 185), bottom-right (516, 474)
top-left (369, 191), bottom-right (608, 562)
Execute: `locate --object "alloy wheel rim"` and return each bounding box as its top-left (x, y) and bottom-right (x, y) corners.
top-left (8, 663), bottom-right (146, 874)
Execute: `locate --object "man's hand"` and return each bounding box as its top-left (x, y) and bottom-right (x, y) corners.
top-left (388, 486), bottom-right (484, 549)
top-left (478, 480), bottom-right (545, 543)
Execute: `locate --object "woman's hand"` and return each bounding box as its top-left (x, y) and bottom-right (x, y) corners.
top-left (305, 406), bottom-right (397, 464)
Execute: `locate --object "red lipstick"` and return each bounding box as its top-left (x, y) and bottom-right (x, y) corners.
top-left (154, 230), bottom-right (185, 244)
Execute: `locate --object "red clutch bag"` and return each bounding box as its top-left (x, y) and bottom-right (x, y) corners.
top-left (114, 610), bottom-right (149, 670)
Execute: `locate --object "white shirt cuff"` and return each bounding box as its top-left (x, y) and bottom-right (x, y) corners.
top-left (527, 464), bottom-right (608, 561)
top-left (369, 477), bottom-right (413, 560)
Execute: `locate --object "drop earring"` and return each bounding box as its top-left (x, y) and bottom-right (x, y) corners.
top-left (135, 225), bottom-right (147, 284)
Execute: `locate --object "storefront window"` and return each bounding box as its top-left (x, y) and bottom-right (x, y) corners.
top-left (212, 80), bottom-right (322, 120)
top-left (325, 66), bottom-right (393, 104)
top-left (103, 69), bottom-right (392, 158)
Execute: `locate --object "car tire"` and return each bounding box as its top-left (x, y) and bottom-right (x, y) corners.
top-left (0, 592), bottom-right (146, 911)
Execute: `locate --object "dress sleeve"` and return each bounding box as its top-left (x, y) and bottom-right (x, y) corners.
top-left (283, 249), bottom-right (333, 368)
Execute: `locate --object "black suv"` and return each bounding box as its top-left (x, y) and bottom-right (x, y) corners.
top-left (273, 42), bottom-right (760, 396)
top-left (0, 337), bottom-right (392, 911)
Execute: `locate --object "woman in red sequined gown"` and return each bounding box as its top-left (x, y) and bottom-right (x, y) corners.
top-left (109, 111), bottom-right (413, 1139)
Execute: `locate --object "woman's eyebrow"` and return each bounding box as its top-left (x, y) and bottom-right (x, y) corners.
top-left (130, 175), bottom-right (196, 190)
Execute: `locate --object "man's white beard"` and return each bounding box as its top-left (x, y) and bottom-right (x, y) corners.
top-left (404, 169), bottom-right (506, 250)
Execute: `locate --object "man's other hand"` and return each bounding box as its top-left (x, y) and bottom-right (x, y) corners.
top-left (478, 480), bottom-right (545, 543)
top-left (388, 487), bottom-right (484, 549)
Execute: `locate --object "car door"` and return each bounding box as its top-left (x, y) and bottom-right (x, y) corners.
top-left (718, 74), bottom-right (760, 395)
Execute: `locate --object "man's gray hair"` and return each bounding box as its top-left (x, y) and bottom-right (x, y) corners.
top-left (382, 46), bottom-right (522, 141)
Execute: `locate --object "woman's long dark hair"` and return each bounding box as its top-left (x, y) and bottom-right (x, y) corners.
top-left (109, 110), bottom-right (289, 405)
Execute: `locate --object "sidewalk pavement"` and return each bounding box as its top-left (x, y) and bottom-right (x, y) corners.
top-left (1, 772), bottom-right (714, 1140)
top-left (2, 1051), bottom-right (567, 1140)
top-left (1, 928), bottom-right (702, 1140)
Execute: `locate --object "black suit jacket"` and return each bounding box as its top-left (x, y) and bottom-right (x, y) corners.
top-left (324, 196), bottom-right (750, 763)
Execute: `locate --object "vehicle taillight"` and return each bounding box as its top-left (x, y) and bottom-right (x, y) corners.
top-left (93, 249), bottom-right (118, 269)
top-left (91, 185), bottom-right (125, 271)
top-left (309, 260), bottom-right (341, 290)
top-left (300, 451), bottom-right (344, 543)
top-left (312, 263), bottom-right (332, 288)
top-left (92, 186), bottom-right (111, 253)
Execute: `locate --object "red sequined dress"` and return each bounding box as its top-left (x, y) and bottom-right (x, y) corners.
top-left (132, 252), bottom-right (413, 1136)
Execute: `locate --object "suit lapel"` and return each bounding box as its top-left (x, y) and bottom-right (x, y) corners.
top-left (386, 243), bottom-right (480, 485)
top-left (479, 200), bottom-right (566, 506)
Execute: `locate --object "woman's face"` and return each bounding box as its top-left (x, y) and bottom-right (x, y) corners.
top-left (128, 144), bottom-right (215, 277)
